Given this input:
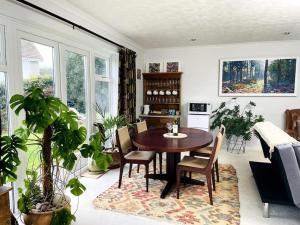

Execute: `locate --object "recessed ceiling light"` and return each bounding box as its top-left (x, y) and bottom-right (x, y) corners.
top-left (283, 31), bottom-right (291, 36)
top-left (190, 38), bottom-right (197, 42)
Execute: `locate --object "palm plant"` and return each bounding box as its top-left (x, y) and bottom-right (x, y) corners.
top-left (10, 87), bottom-right (111, 224)
top-left (95, 103), bottom-right (130, 150)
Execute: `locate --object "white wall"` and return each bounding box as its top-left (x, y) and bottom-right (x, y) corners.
top-left (144, 41), bottom-right (300, 149)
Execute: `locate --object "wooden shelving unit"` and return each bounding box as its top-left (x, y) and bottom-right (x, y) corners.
top-left (140, 72), bottom-right (182, 128)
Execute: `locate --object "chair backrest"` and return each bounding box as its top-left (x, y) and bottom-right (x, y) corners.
top-left (208, 125), bottom-right (226, 169)
top-left (116, 126), bottom-right (132, 158)
top-left (136, 120), bottom-right (148, 133)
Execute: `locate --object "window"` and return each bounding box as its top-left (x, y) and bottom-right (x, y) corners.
top-left (65, 50), bottom-right (87, 121)
top-left (95, 56), bottom-right (110, 115)
top-left (0, 25), bottom-right (5, 65)
top-left (21, 39), bottom-right (55, 95)
top-left (0, 72), bottom-right (8, 134)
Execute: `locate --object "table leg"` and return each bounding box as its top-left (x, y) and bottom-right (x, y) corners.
top-left (148, 152), bottom-right (204, 198)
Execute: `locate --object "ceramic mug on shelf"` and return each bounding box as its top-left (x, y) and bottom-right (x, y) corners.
top-left (146, 90), bottom-right (152, 95)
top-left (159, 90), bottom-right (165, 95)
top-left (153, 90), bottom-right (158, 95)
top-left (165, 90), bottom-right (171, 95)
top-left (172, 90), bottom-right (178, 95)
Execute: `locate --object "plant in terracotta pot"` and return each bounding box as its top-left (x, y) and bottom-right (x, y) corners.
top-left (92, 104), bottom-right (130, 170)
top-left (0, 108), bottom-right (26, 225)
top-left (10, 87), bottom-right (111, 225)
top-left (210, 98), bottom-right (264, 153)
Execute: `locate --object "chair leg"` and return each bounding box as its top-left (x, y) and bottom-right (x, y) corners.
top-left (176, 168), bottom-right (181, 199)
top-left (189, 172), bottom-right (192, 179)
top-left (137, 164), bottom-right (140, 173)
top-left (206, 174), bottom-right (213, 205)
top-left (215, 159), bottom-right (219, 182)
top-left (153, 156), bottom-right (156, 175)
top-left (212, 167), bottom-right (216, 191)
top-left (129, 163), bottom-right (132, 178)
top-left (159, 152), bottom-right (162, 174)
top-left (118, 163), bottom-right (124, 188)
top-left (145, 164), bottom-right (149, 192)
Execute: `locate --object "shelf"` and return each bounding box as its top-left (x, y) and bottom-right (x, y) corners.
top-left (140, 114), bottom-right (180, 118)
top-left (145, 102), bottom-right (180, 105)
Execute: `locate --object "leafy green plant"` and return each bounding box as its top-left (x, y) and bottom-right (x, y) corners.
top-left (10, 87), bottom-right (111, 223)
top-left (95, 103), bottom-right (130, 149)
top-left (0, 109), bottom-right (26, 186)
top-left (210, 98), bottom-right (264, 141)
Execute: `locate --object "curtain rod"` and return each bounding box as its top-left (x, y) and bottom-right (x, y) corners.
top-left (15, 0), bottom-right (127, 50)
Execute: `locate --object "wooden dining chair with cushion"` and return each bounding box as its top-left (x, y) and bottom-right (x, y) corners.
top-left (189, 125), bottom-right (225, 182)
top-left (135, 120), bottom-right (163, 174)
top-left (176, 126), bottom-right (225, 205)
top-left (116, 126), bottom-right (156, 192)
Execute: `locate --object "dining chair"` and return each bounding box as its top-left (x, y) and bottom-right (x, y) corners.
top-left (176, 125), bottom-right (225, 205)
top-left (116, 126), bottom-right (156, 192)
top-left (189, 125), bottom-right (225, 182)
top-left (135, 120), bottom-right (163, 174)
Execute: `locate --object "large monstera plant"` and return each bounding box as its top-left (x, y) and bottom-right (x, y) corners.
top-left (10, 87), bottom-right (111, 224)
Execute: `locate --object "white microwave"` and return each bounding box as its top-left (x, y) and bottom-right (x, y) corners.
top-left (188, 102), bottom-right (211, 115)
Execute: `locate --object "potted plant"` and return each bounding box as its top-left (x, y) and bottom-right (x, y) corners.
top-left (210, 98), bottom-right (264, 153)
top-left (9, 87), bottom-right (111, 225)
top-left (0, 108), bottom-right (26, 225)
top-left (91, 104), bottom-right (130, 170)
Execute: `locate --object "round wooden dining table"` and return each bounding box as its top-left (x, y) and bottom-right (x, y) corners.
top-left (133, 127), bottom-right (213, 198)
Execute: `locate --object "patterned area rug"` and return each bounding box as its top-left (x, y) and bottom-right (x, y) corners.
top-left (93, 164), bottom-right (240, 225)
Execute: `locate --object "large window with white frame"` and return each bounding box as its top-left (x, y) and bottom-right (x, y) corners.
top-left (95, 55), bottom-right (110, 117)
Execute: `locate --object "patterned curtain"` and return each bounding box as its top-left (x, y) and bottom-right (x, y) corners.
top-left (118, 48), bottom-right (136, 123)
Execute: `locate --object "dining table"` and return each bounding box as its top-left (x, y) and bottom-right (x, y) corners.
top-left (133, 127), bottom-right (213, 198)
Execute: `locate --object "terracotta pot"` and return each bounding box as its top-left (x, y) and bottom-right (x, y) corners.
top-left (23, 206), bottom-right (68, 225)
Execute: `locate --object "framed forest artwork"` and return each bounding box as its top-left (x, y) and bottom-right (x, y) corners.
top-left (219, 57), bottom-right (298, 96)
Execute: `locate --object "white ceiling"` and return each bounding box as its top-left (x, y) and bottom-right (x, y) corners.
top-left (64, 0), bottom-right (300, 48)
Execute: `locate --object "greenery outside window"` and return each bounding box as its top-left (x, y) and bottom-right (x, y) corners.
top-left (21, 39), bottom-right (55, 96)
top-left (0, 72), bottom-right (8, 134)
top-left (65, 50), bottom-right (87, 122)
top-left (95, 56), bottom-right (110, 116)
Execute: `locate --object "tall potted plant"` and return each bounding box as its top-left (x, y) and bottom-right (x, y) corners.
top-left (0, 108), bottom-right (26, 225)
top-left (10, 87), bottom-right (111, 225)
top-left (210, 98), bottom-right (264, 153)
top-left (91, 104), bottom-right (130, 170)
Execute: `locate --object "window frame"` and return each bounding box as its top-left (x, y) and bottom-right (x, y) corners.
top-left (0, 25), bottom-right (6, 66)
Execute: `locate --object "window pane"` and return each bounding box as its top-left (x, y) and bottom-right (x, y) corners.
top-left (21, 39), bottom-right (54, 96)
top-left (0, 72), bottom-right (8, 134)
top-left (65, 50), bottom-right (86, 118)
top-left (95, 57), bottom-right (106, 76)
top-left (95, 80), bottom-right (109, 115)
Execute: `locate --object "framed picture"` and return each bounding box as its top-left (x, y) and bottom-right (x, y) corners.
top-left (219, 57), bottom-right (298, 96)
top-left (146, 62), bottom-right (163, 73)
top-left (164, 61), bottom-right (181, 72)
top-left (137, 69), bottom-right (142, 79)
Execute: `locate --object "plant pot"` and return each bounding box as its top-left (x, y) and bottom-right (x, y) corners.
top-left (23, 206), bottom-right (65, 225)
top-left (105, 148), bottom-right (120, 169)
top-left (23, 194), bottom-right (71, 225)
top-left (88, 148), bottom-right (120, 172)
top-left (226, 135), bottom-right (246, 153)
